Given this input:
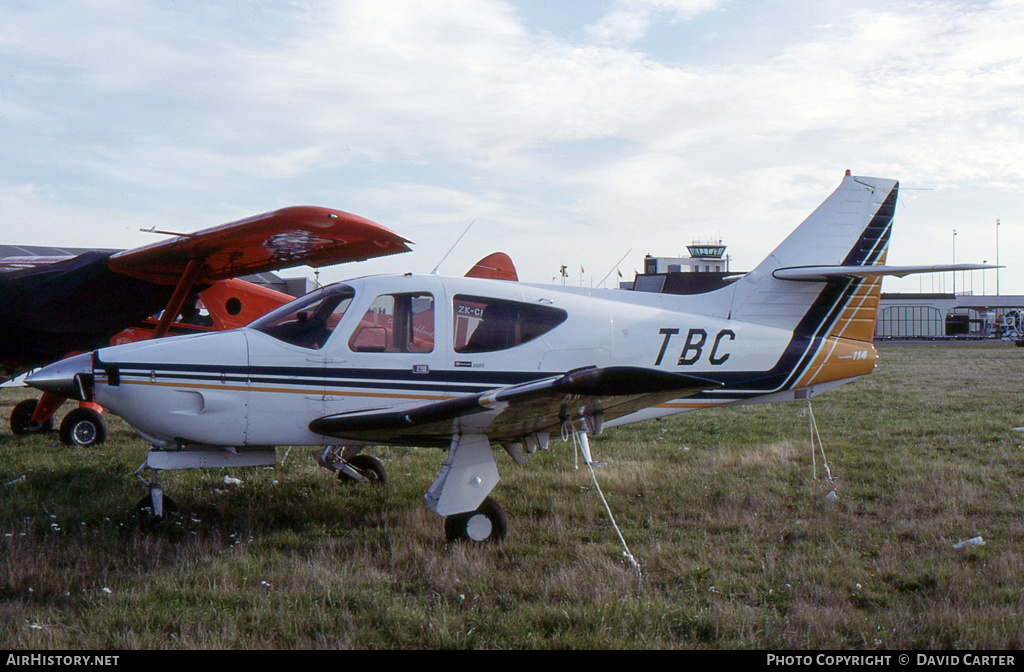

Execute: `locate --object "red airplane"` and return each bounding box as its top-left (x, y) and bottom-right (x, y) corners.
top-left (1, 206), bottom-right (413, 445)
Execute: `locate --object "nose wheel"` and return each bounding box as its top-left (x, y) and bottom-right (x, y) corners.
top-left (59, 407), bottom-right (107, 446)
top-left (444, 497), bottom-right (507, 543)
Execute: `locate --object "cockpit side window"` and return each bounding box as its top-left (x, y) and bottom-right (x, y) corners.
top-left (349, 293), bottom-right (435, 353)
top-left (248, 284), bottom-right (355, 350)
top-left (453, 295), bottom-right (567, 353)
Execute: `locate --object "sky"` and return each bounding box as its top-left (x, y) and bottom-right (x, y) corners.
top-left (2, 0), bottom-right (1023, 295)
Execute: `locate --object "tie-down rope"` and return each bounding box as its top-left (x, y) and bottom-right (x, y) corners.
top-left (563, 420), bottom-right (643, 587)
top-left (806, 399), bottom-right (836, 488)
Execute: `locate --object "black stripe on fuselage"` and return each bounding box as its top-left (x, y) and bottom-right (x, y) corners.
top-left (97, 361), bottom-right (545, 395)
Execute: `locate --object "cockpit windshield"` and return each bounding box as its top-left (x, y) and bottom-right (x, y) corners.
top-left (247, 284), bottom-right (355, 350)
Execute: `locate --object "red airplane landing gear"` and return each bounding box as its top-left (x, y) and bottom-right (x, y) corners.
top-left (10, 394), bottom-right (106, 446)
top-left (10, 399), bottom-right (54, 435)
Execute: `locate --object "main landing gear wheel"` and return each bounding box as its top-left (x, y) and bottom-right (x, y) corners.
top-left (444, 497), bottom-right (508, 543)
top-left (336, 454), bottom-right (387, 485)
top-left (58, 408), bottom-right (107, 447)
top-left (10, 399), bottom-right (54, 435)
top-left (136, 492), bottom-right (178, 530)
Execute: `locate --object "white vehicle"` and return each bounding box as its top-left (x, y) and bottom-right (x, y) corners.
top-left (26, 173), bottom-right (983, 541)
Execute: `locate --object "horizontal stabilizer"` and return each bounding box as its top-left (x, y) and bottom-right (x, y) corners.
top-left (309, 366), bottom-right (721, 446)
top-left (772, 263), bottom-right (997, 282)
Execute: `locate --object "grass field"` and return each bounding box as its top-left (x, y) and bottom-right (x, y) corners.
top-left (2, 343), bottom-right (1023, 649)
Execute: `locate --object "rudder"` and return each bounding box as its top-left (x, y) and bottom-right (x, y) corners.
top-left (729, 172), bottom-right (899, 340)
top-left (727, 172), bottom-right (898, 392)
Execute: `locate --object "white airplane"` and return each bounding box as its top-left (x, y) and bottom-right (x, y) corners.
top-left (24, 172), bottom-right (988, 541)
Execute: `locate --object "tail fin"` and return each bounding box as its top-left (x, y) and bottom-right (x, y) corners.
top-left (723, 173), bottom-right (898, 392)
top-left (465, 252), bottom-right (519, 281)
top-left (730, 172), bottom-right (898, 343)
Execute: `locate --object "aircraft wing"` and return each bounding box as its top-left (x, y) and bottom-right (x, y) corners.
top-left (106, 206), bottom-right (413, 285)
top-left (0, 246), bottom-right (122, 272)
top-left (309, 366), bottom-right (722, 447)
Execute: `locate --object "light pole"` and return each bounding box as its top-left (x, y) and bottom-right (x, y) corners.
top-left (952, 229), bottom-right (957, 295)
top-left (996, 219), bottom-right (1001, 296)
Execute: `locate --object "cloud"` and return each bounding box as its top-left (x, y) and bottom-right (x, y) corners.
top-left (2, 0), bottom-right (1024, 290)
top-left (585, 0), bottom-right (725, 44)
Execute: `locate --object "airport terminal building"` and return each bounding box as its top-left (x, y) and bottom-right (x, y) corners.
top-left (876, 293), bottom-right (1024, 340)
top-left (625, 244), bottom-right (1024, 342)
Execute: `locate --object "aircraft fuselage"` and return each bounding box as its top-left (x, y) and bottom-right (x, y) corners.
top-left (86, 271), bottom-right (876, 449)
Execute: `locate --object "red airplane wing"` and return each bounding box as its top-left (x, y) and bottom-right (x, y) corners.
top-left (107, 206), bottom-right (413, 285)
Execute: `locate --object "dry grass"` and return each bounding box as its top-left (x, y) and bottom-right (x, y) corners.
top-left (2, 342), bottom-right (1024, 648)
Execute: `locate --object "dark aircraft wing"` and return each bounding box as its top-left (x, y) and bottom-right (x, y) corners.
top-left (0, 246), bottom-right (122, 271)
top-left (308, 366), bottom-right (722, 447)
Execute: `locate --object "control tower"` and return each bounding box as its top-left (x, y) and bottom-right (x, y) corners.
top-left (642, 239), bottom-right (730, 275)
top-left (632, 240), bottom-right (734, 295)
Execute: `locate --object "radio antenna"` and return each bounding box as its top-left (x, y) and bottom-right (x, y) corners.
top-left (431, 220), bottom-right (475, 275)
top-left (598, 248), bottom-right (632, 287)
